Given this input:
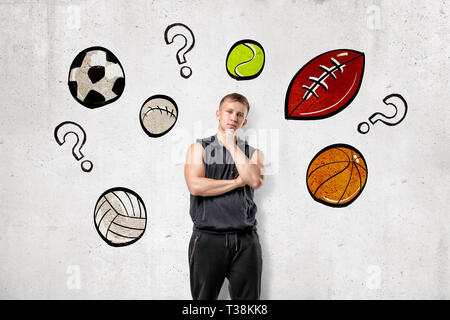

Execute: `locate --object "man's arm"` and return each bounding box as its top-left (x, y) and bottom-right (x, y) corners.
top-left (229, 146), bottom-right (265, 190)
top-left (217, 131), bottom-right (264, 189)
top-left (184, 142), bottom-right (245, 197)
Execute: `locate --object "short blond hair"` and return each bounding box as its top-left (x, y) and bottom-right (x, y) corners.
top-left (219, 93), bottom-right (250, 114)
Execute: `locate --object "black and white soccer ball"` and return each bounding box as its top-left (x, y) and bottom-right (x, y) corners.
top-left (68, 46), bottom-right (125, 108)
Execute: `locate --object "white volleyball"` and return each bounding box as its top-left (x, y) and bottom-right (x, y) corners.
top-left (94, 187), bottom-right (147, 247)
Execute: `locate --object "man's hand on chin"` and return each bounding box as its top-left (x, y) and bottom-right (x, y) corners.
top-left (219, 129), bottom-right (237, 150)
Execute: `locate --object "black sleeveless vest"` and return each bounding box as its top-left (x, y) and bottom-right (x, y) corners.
top-left (189, 134), bottom-right (258, 232)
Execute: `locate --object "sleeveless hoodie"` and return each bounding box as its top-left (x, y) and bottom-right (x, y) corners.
top-left (189, 134), bottom-right (258, 232)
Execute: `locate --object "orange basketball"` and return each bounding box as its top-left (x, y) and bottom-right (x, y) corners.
top-left (306, 144), bottom-right (368, 207)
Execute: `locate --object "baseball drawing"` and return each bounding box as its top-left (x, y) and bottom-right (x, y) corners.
top-left (140, 94), bottom-right (179, 137)
top-left (94, 187), bottom-right (147, 247)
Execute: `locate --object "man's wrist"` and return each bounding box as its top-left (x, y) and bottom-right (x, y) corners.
top-left (227, 143), bottom-right (237, 152)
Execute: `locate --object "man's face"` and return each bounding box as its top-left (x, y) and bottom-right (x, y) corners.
top-left (216, 100), bottom-right (248, 132)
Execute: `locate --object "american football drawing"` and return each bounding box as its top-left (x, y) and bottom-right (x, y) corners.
top-left (285, 49), bottom-right (365, 120)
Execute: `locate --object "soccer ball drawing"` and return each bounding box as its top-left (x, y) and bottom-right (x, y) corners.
top-left (68, 46), bottom-right (125, 108)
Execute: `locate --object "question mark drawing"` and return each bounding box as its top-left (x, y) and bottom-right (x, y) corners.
top-left (164, 23), bottom-right (195, 79)
top-left (358, 93), bottom-right (408, 134)
top-left (54, 121), bottom-right (93, 172)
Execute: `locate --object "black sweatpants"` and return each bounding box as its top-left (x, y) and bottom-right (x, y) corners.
top-left (188, 228), bottom-right (262, 300)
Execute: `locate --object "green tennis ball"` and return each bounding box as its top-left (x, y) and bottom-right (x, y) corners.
top-left (226, 40), bottom-right (265, 80)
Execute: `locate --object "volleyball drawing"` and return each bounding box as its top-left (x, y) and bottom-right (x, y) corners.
top-left (94, 187), bottom-right (147, 247)
top-left (68, 46), bottom-right (125, 108)
top-left (140, 95), bottom-right (178, 137)
top-left (306, 144), bottom-right (368, 207)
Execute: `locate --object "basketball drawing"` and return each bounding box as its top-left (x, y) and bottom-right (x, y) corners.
top-left (306, 144), bottom-right (368, 207)
top-left (140, 95), bottom-right (178, 138)
top-left (94, 187), bottom-right (147, 247)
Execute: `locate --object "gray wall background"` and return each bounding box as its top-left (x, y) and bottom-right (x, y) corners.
top-left (0, 0), bottom-right (449, 299)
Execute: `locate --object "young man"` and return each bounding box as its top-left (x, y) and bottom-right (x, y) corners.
top-left (184, 93), bottom-right (265, 300)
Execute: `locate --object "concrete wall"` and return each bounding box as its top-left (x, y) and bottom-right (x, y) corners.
top-left (0, 0), bottom-right (449, 299)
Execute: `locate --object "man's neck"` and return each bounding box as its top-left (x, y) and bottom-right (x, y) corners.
top-left (217, 129), bottom-right (238, 142)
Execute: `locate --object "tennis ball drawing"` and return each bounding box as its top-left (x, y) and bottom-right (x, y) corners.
top-left (226, 40), bottom-right (265, 80)
top-left (306, 144), bottom-right (368, 207)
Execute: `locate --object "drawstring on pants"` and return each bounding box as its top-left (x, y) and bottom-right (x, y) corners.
top-left (225, 233), bottom-right (238, 252)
